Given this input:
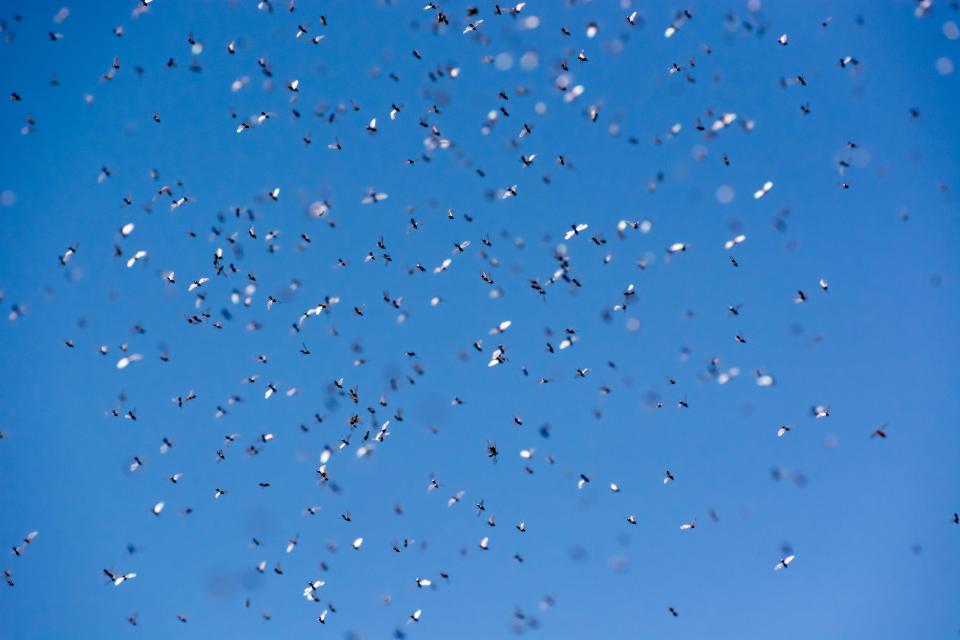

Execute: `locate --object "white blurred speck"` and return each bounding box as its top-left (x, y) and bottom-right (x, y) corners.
top-left (716, 185), bottom-right (735, 204)
top-left (943, 20), bottom-right (959, 40)
top-left (520, 51), bottom-right (539, 71)
top-left (935, 56), bottom-right (954, 75)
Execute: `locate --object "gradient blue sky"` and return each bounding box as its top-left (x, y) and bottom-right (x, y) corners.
top-left (1, 1), bottom-right (959, 639)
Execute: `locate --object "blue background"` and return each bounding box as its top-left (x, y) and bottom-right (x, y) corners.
top-left (1, 1), bottom-right (958, 638)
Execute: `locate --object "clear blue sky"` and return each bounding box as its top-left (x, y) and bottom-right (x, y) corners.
top-left (1, 1), bottom-right (959, 638)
